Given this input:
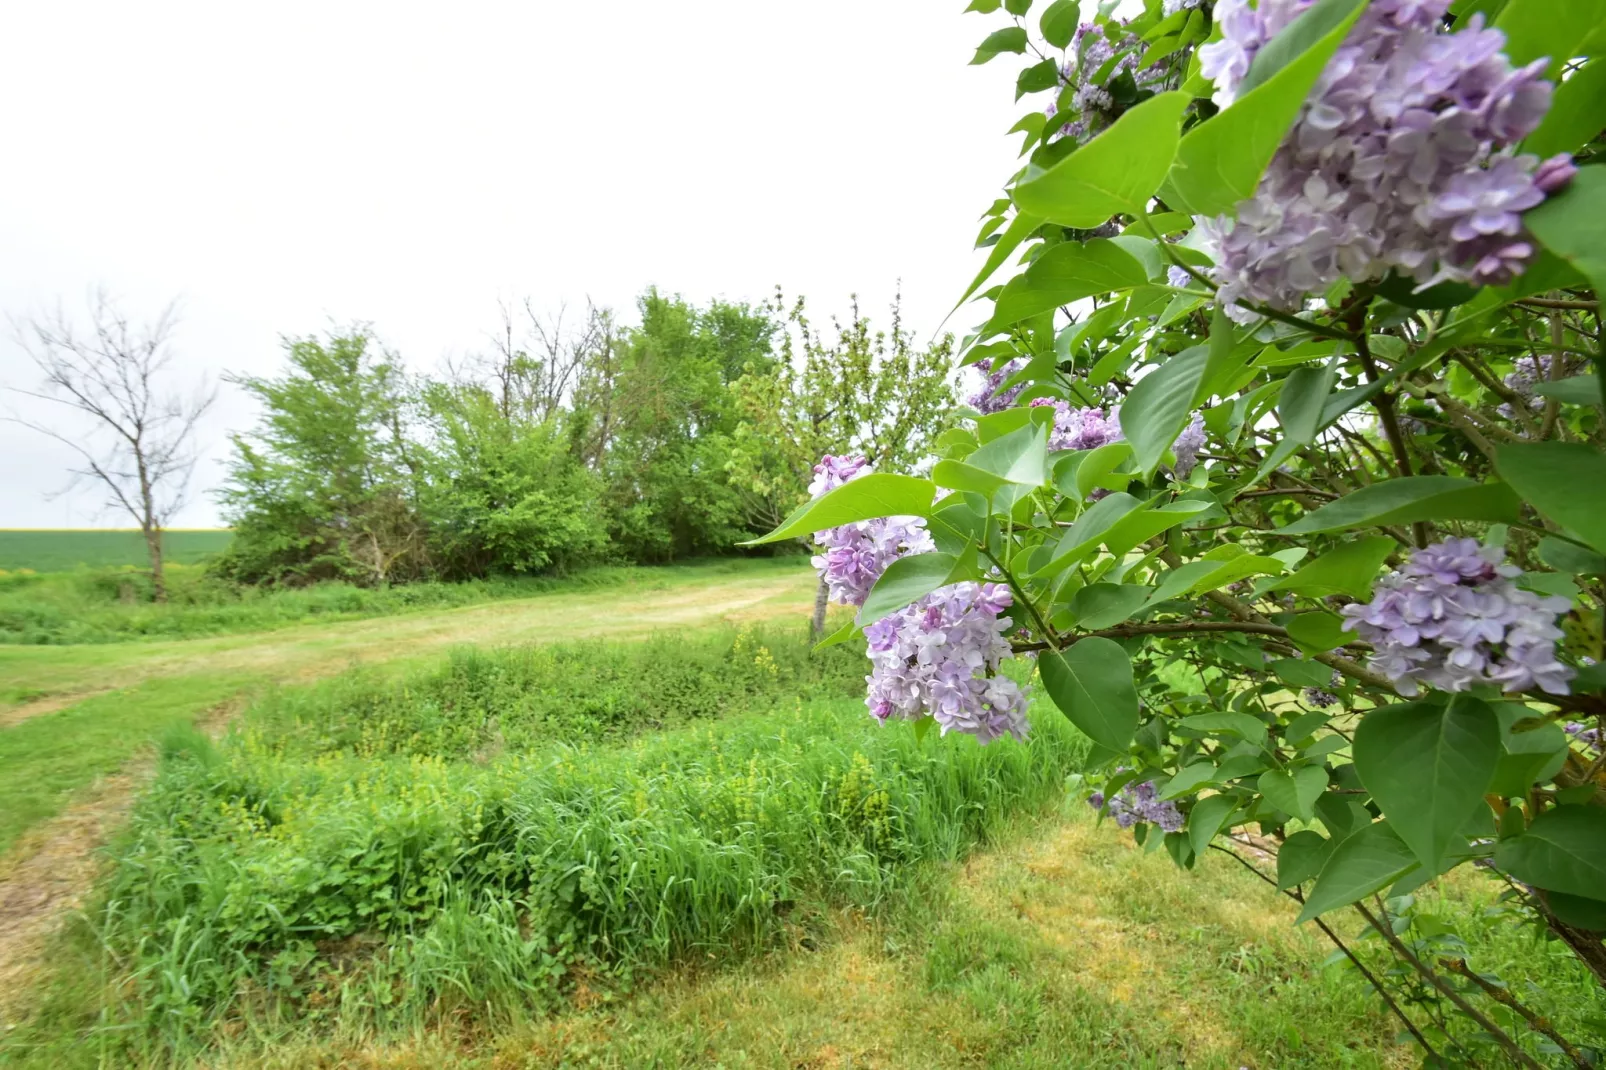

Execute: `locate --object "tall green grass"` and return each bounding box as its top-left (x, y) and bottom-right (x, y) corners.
top-left (4, 626), bottom-right (1082, 1067)
top-left (0, 557), bottom-right (801, 645)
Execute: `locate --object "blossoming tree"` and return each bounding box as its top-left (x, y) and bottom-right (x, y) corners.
top-left (755, 0), bottom-right (1606, 1062)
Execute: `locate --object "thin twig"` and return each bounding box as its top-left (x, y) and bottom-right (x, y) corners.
top-left (1355, 901), bottom-right (1545, 1070)
top-left (1440, 958), bottom-right (1592, 1069)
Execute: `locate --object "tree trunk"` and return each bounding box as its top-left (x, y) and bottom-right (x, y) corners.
top-left (144, 524), bottom-right (167, 603)
top-left (810, 575), bottom-right (829, 642)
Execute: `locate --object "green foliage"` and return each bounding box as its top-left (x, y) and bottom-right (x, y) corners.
top-left (725, 292), bottom-right (956, 535)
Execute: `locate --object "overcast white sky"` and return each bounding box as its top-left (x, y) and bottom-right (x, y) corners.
top-left (0, 1), bottom-right (1032, 527)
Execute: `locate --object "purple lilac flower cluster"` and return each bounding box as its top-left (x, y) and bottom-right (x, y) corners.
top-left (1088, 778), bottom-right (1185, 831)
top-left (1341, 537), bottom-right (1575, 696)
top-left (809, 455), bottom-right (934, 607)
top-left (864, 582), bottom-right (1031, 744)
top-left (1198, 0), bottom-right (1575, 312)
top-left (1502, 353), bottom-right (1588, 414)
top-left (1172, 413), bottom-right (1207, 478)
top-left (1564, 721), bottom-right (1601, 750)
top-left (1029, 397), bottom-right (1125, 452)
top-left (807, 455), bottom-right (1028, 744)
top-left (968, 357), bottom-right (1027, 414)
top-left (1045, 20), bottom-right (1178, 144)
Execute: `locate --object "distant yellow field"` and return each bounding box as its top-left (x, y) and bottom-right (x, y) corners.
top-left (0, 529), bottom-right (233, 572)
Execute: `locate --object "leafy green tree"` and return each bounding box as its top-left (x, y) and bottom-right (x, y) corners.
top-left (727, 291), bottom-right (956, 633)
top-left (414, 379), bottom-right (608, 576)
top-left (216, 329), bottom-right (421, 585)
top-left (583, 288), bottom-right (778, 561)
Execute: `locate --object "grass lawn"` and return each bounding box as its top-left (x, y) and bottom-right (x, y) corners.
top-left (0, 559), bottom-right (816, 859)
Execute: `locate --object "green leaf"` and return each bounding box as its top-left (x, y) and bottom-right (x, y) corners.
top-left (1119, 345), bottom-right (1209, 474)
top-left (1493, 0), bottom-right (1606, 78)
top-left (1161, 761), bottom-right (1218, 800)
top-left (1164, 0), bottom-right (1367, 216)
top-left (1179, 711), bottom-right (1268, 743)
top-left (1189, 794), bottom-right (1238, 861)
top-left (970, 420), bottom-right (1050, 488)
top-left (1546, 891), bottom-right (1606, 930)
top-left (1095, 500), bottom-right (1214, 559)
top-left (1495, 442), bottom-right (1606, 555)
top-left (1287, 612), bottom-right (1350, 655)
top-left (1489, 719), bottom-right (1570, 797)
top-left (1355, 696), bottom-right (1501, 871)
top-left (859, 551), bottom-right (966, 626)
top-left (1278, 360), bottom-right (1337, 448)
top-left (1069, 583), bottom-right (1151, 629)
top-left (1495, 805), bottom-right (1606, 901)
top-left (813, 618), bottom-right (861, 653)
top-left (1238, 0), bottom-right (1366, 97)
top-left (1259, 766), bottom-right (1327, 822)
top-left (955, 211), bottom-right (1045, 312)
top-left (1013, 91), bottom-right (1191, 226)
top-left (1039, 0), bottom-right (1081, 47)
top-left (986, 239), bottom-right (1151, 332)
top-left (1525, 164), bottom-right (1606, 297)
top-left (1039, 637), bottom-right (1140, 751)
top-left (1278, 477), bottom-right (1522, 535)
top-left (1297, 821), bottom-right (1420, 923)
top-left (1145, 559), bottom-right (1223, 606)
top-left (1539, 535), bottom-right (1606, 576)
top-left (1003, 0), bottom-right (1031, 14)
top-left (1372, 271), bottom-right (1481, 310)
top-left (1278, 829), bottom-right (1335, 889)
top-left (971, 26), bottom-right (1029, 64)
top-left (964, 0), bottom-right (1002, 9)
top-left (1042, 492), bottom-right (1147, 571)
top-left (1194, 306), bottom-right (1249, 405)
top-left (746, 475), bottom-right (934, 545)
top-left (1016, 58), bottom-right (1060, 100)
top-left (1269, 658), bottom-right (1336, 689)
top-left (1530, 375), bottom-right (1602, 406)
top-left (1524, 57), bottom-right (1606, 158)
top-left (1264, 537), bottom-right (1394, 599)
top-left (1072, 442), bottom-right (1134, 499)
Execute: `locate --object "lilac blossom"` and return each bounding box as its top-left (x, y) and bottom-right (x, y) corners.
top-left (1502, 352), bottom-right (1588, 414)
top-left (1044, 19), bottom-right (1183, 146)
top-left (1171, 413), bottom-right (1207, 478)
top-left (1303, 687), bottom-right (1339, 708)
top-left (1199, 0), bottom-right (1573, 311)
top-left (968, 357), bottom-right (1027, 414)
top-left (864, 582), bottom-right (1030, 744)
top-left (1030, 397), bottom-right (1125, 452)
top-left (808, 455), bottom-right (934, 608)
top-left (1340, 537), bottom-right (1575, 696)
top-left (1563, 721), bottom-right (1602, 750)
top-left (1089, 777), bottom-right (1185, 832)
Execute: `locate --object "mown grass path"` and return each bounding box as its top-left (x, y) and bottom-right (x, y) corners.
top-left (0, 563), bottom-right (816, 1023)
top-left (0, 561), bottom-right (816, 859)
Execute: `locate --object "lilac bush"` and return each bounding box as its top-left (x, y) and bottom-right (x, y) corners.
top-left (1029, 397), bottom-right (1125, 452)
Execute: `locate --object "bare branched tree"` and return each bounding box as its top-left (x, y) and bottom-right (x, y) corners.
top-left (459, 298), bottom-right (612, 423)
top-left (7, 290), bottom-right (216, 601)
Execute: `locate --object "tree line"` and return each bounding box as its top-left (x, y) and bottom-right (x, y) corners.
top-left (8, 287), bottom-right (957, 594)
